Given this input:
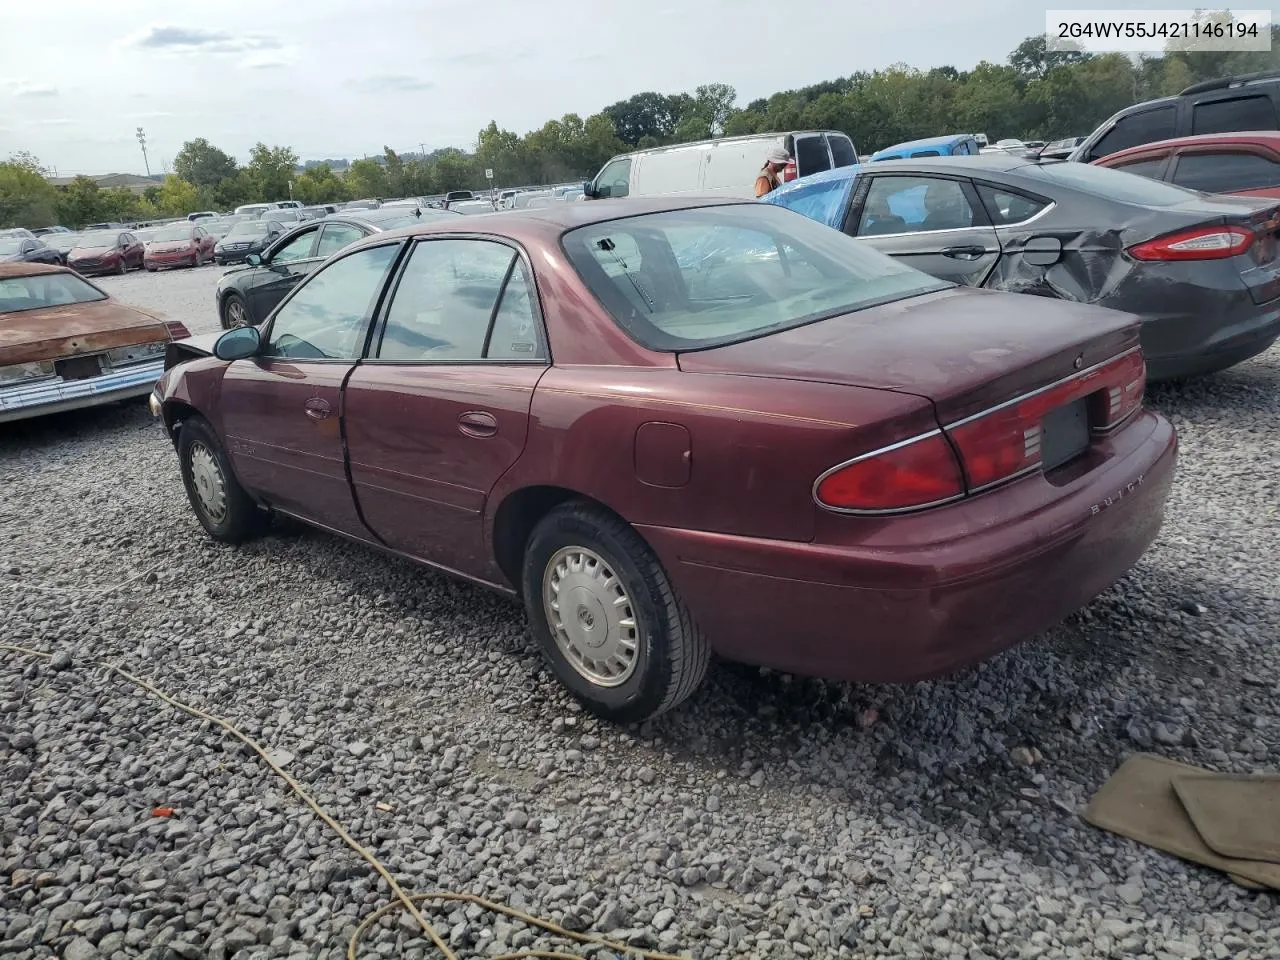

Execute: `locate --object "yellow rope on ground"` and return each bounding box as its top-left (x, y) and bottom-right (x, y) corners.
top-left (0, 643), bottom-right (685, 960)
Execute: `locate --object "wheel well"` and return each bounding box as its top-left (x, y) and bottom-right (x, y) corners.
top-left (162, 400), bottom-right (199, 446)
top-left (491, 485), bottom-right (614, 595)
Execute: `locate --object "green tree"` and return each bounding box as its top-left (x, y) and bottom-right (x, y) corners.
top-left (603, 92), bottom-right (690, 145)
top-left (98, 187), bottom-right (141, 222)
top-left (54, 176), bottom-right (102, 228)
top-left (294, 163), bottom-right (349, 204)
top-left (172, 138), bottom-right (238, 189)
top-left (345, 158), bottom-right (388, 199)
top-left (0, 155), bottom-right (58, 228)
top-left (152, 176), bottom-right (201, 217)
top-left (246, 143), bottom-right (299, 202)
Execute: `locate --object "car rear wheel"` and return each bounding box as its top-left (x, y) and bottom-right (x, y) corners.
top-left (521, 502), bottom-right (710, 722)
top-left (177, 415), bottom-right (269, 544)
top-left (221, 292), bottom-right (251, 329)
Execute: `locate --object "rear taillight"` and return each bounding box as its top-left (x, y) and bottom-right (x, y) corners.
top-left (1128, 225), bottom-right (1254, 261)
top-left (814, 348), bottom-right (1146, 513)
top-left (164, 320), bottom-right (191, 340)
top-left (814, 432), bottom-right (964, 513)
top-left (782, 160), bottom-right (798, 182)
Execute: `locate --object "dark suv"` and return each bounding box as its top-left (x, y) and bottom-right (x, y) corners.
top-left (1071, 71), bottom-right (1280, 163)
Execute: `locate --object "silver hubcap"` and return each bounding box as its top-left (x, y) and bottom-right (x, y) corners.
top-left (543, 546), bottom-right (639, 687)
top-left (189, 442), bottom-right (228, 523)
top-left (227, 300), bottom-right (247, 328)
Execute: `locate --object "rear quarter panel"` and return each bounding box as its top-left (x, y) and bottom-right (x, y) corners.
top-left (487, 365), bottom-right (939, 544)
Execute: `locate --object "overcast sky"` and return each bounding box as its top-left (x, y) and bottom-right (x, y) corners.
top-left (1, 0), bottom-right (1186, 175)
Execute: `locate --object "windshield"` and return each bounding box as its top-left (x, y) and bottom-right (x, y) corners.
top-left (0, 239), bottom-right (22, 254)
top-left (226, 222), bottom-right (268, 238)
top-left (76, 232), bottom-right (119, 248)
top-left (0, 271), bottom-right (108, 313)
top-left (150, 226), bottom-right (193, 242)
top-left (561, 204), bottom-right (949, 352)
top-left (44, 234), bottom-right (81, 250)
top-left (1022, 161), bottom-right (1199, 206)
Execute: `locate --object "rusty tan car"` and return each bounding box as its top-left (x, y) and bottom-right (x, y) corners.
top-left (0, 262), bottom-right (190, 423)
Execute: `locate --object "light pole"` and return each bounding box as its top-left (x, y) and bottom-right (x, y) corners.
top-left (136, 127), bottom-right (150, 176)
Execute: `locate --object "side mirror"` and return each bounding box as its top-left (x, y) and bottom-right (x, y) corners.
top-left (582, 180), bottom-right (597, 200)
top-left (244, 253), bottom-right (262, 266)
top-left (213, 325), bottom-right (261, 361)
top-left (1023, 236), bottom-right (1063, 267)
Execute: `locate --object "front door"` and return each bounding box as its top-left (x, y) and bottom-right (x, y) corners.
top-left (343, 237), bottom-right (548, 580)
top-left (847, 174), bottom-right (1001, 286)
top-left (219, 241), bottom-right (402, 537)
top-left (246, 225), bottom-right (322, 320)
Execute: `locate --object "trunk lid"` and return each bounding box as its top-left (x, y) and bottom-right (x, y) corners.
top-left (676, 286), bottom-right (1139, 424)
top-left (0, 298), bottom-right (167, 366)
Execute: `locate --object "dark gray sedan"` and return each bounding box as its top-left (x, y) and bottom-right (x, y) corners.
top-left (0, 235), bottom-right (62, 266)
top-left (763, 155), bottom-right (1280, 380)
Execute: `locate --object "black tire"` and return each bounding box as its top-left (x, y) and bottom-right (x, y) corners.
top-left (177, 415), bottom-right (269, 544)
top-left (521, 501), bottom-right (710, 723)
top-left (220, 292), bottom-right (251, 330)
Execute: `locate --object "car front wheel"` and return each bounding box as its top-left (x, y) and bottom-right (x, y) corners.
top-left (177, 414), bottom-right (269, 544)
top-left (220, 292), bottom-right (251, 329)
top-left (522, 502), bottom-right (710, 723)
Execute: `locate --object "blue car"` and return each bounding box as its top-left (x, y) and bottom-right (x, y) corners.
top-left (867, 134), bottom-right (983, 162)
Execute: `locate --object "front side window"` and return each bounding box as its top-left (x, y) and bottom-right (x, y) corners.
top-left (1087, 106), bottom-right (1176, 160)
top-left (271, 229), bottom-right (318, 264)
top-left (265, 244), bottom-right (399, 360)
top-left (562, 203), bottom-right (948, 352)
top-left (976, 184), bottom-right (1050, 226)
top-left (377, 239), bottom-right (537, 362)
top-left (316, 223), bottom-right (367, 258)
top-left (594, 158), bottom-right (632, 199)
top-left (858, 176), bottom-right (975, 235)
top-left (1172, 151), bottom-right (1280, 193)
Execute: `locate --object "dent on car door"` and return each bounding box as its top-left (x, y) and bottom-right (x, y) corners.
top-left (847, 174), bottom-right (1000, 285)
top-left (343, 237), bottom-right (548, 580)
top-left (218, 242), bottom-right (401, 537)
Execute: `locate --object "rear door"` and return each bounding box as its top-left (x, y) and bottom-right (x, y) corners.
top-left (1167, 147), bottom-right (1280, 199)
top-left (343, 237), bottom-right (547, 578)
top-left (845, 173), bottom-right (1000, 285)
top-left (246, 225), bottom-right (322, 320)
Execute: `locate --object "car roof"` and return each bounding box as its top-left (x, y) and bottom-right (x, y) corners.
top-left (0, 261), bottom-right (74, 279)
top-left (871, 134), bottom-right (975, 157)
top-left (1098, 130), bottom-right (1280, 162)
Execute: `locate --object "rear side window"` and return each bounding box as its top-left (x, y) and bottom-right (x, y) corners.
top-left (1088, 106), bottom-right (1176, 160)
top-left (794, 136), bottom-right (832, 176)
top-left (1192, 96), bottom-right (1279, 135)
top-left (1171, 151), bottom-right (1280, 193)
top-left (911, 150), bottom-right (941, 158)
top-left (976, 185), bottom-right (1050, 226)
top-left (827, 134), bottom-right (856, 168)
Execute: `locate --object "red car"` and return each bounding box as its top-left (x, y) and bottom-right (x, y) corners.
top-left (66, 230), bottom-right (145, 275)
top-left (1094, 131), bottom-right (1280, 200)
top-left (144, 223), bottom-right (217, 271)
top-left (150, 199), bottom-right (1177, 722)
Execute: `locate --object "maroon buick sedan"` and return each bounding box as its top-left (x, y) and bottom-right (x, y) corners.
top-left (150, 198), bottom-right (1177, 722)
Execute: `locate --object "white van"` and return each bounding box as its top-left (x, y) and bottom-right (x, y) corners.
top-left (584, 131), bottom-right (857, 201)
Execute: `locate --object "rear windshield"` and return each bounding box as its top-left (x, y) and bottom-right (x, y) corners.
top-left (0, 271), bottom-right (107, 313)
top-left (561, 204), bottom-right (948, 352)
top-left (1022, 161), bottom-right (1196, 206)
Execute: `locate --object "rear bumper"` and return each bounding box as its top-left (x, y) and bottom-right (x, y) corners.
top-left (0, 358), bottom-right (165, 423)
top-left (1141, 300), bottom-right (1280, 381)
top-left (638, 411), bottom-right (1177, 682)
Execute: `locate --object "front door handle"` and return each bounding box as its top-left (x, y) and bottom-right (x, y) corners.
top-left (457, 410), bottom-right (498, 438)
top-left (942, 245), bottom-right (986, 261)
top-left (304, 397), bottom-right (331, 421)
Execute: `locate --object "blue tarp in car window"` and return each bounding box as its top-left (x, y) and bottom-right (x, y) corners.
top-left (757, 166), bottom-right (857, 230)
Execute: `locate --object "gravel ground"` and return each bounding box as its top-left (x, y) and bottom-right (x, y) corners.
top-left (1, 266), bottom-right (1277, 959)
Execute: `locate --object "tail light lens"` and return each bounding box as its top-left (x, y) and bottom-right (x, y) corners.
top-left (1129, 225), bottom-right (1254, 261)
top-left (163, 320), bottom-right (191, 340)
top-left (782, 160), bottom-right (798, 182)
top-left (814, 432), bottom-right (964, 512)
top-left (814, 348), bottom-right (1146, 513)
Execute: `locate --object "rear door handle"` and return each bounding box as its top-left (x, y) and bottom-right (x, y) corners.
top-left (942, 245), bottom-right (987, 261)
top-left (304, 397), bottom-right (331, 421)
top-left (458, 410), bottom-right (498, 438)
